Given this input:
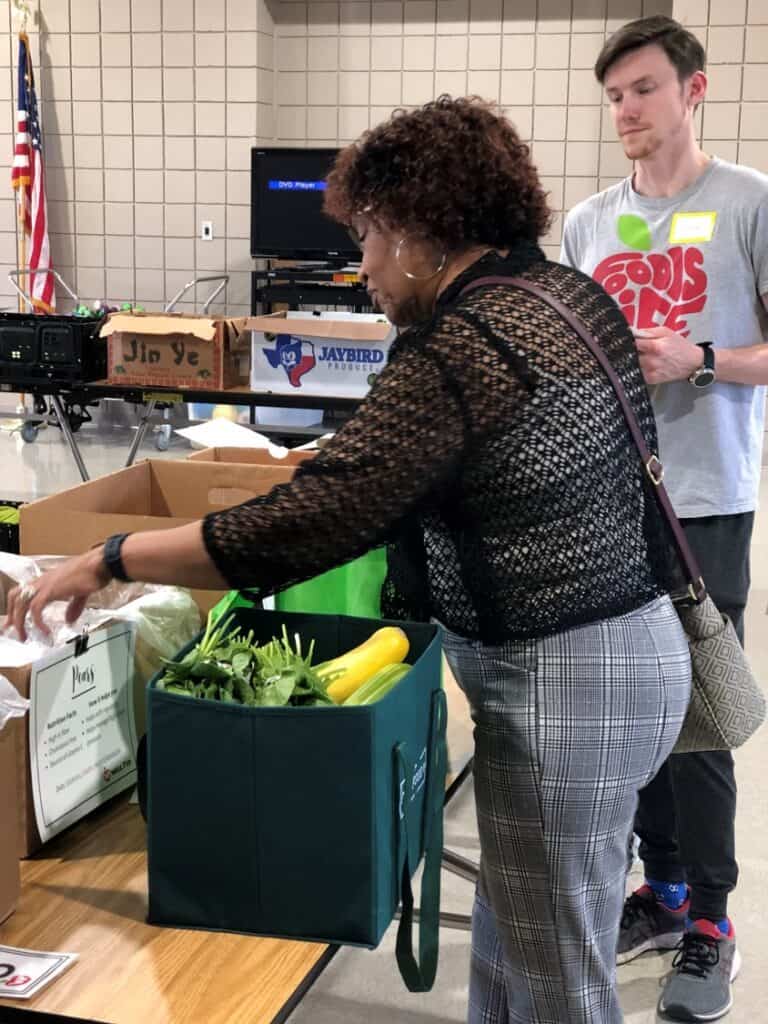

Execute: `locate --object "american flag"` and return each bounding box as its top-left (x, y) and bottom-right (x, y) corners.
top-left (11, 33), bottom-right (54, 312)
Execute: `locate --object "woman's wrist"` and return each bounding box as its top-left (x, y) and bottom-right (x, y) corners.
top-left (101, 533), bottom-right (133, 582)
top-left (89, 545), bottom-right (113, 588)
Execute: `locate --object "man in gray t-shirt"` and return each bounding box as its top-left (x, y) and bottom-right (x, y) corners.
top-left (561, 16), bottom-right (768, 1024)
top-left (562, 160), bottom-right (768, 520)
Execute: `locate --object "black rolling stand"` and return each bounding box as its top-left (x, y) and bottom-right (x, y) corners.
top-left (1, 271), bottom-right (371, 482)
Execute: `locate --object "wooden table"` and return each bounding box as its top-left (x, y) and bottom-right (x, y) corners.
top-left (0, 668), bottom-right (474, 1024)
top-left (0, 796), bottom-right (333, 1024)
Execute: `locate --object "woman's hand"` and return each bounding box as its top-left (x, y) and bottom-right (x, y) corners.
top-left (6, 522), bottom-right (228, 642)
top-left (6, 547), bottom-right (111, 641)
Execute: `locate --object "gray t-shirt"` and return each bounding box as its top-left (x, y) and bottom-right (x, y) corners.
top-left (561, 157), bottom-right (768, 517)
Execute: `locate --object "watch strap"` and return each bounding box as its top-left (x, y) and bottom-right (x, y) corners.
top-left (103, 532), bottom-right (132, 582)
top-left (689, 342), bottom-right (715, 386)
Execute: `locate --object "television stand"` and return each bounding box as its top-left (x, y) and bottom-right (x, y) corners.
top-left (251, 259), bottom-right (371, 315)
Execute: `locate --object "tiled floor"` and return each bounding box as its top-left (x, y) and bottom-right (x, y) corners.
top-left (2, 411), bottom-right (766, 1022)
top-left (0, 400), bottom-right (188, 503)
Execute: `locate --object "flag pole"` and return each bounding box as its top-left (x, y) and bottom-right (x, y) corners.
top-left (13, 27), bottom-right (26, 313)
top-left (17, 187), bottom-right (27, 414)
top-left (17, 187), bottom-right (25, 313)
top-left (15, 26), bottom-right (28, 416)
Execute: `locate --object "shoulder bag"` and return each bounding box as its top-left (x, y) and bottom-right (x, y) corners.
top-left (460, 274), bottom-right (766, 754)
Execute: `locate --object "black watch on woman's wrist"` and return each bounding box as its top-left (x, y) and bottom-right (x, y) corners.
top-left (102, 533), bottom-right (132, 582)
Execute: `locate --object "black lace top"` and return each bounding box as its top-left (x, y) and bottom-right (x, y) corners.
top-left (203, 245), bottom-right (677, 643)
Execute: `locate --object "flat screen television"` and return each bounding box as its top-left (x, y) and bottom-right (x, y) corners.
top-left (250, 147), bottom-right (360, 262)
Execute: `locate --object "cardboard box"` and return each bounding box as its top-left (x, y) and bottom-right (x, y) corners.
top-left (248, 311), bottom-right (394, 399)
top-left (0, 716), bottom-right (20, 921)
top-left (187, 446), bottom-right (314, 469)
top-left (20, 460), bottom-right (295, 613)
top-left (101, 311), bottom-right (250, 391)
top-left (184, 448), bottom-right (386, 621)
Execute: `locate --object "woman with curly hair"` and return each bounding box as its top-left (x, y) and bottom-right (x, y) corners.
top-left (8, 97), bottom-right (689, 1022)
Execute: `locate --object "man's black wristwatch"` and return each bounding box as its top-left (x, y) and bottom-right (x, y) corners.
top-left (102, 533), bottom-right (132, 582)
top-left (688, 342), bottom-right (715, 389)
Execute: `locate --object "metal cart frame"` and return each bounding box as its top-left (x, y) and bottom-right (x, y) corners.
top-left (5, 275), bottom-right (359, 482)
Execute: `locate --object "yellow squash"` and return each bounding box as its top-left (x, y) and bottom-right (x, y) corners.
top-left (320, 626), bottom-right (410, 704)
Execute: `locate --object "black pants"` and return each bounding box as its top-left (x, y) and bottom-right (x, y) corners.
top-left (635, 512), bottom-right (753, 922)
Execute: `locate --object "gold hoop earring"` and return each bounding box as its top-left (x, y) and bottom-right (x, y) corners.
top-left (395, 234), bottom-right (447, 280)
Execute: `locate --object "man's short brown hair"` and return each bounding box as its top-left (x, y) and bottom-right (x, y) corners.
top-left (594, 15), bottom-right (705, 84)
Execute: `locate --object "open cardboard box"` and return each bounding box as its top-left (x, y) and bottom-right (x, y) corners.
top-left (248, 311), bottom-right (394, 399)
top-left (0, 715), bottom-right (20, 919)
top-left (19, 460), bottom-right (295, 613)
top-left (101, 311), bottom-right (250, 391)
top-left (187, 446), bottom-right (315, 469)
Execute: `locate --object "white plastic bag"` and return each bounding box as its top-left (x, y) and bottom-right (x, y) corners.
top-left (0, 553), bottom-right (201, 738)
top-left (0, 674), bottom-right (29, 730)
top-left (109, 588), bottom-right (201, 738)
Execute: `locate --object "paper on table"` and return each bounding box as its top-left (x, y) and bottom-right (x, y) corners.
top-left (295, 433), bottom-right (335, 450)
top-left (0, 944), bottom-right (78, 999)
top-left (175, 417), bottom-right (334, 455)
top-left (175, 418), bottom-right (289, 454)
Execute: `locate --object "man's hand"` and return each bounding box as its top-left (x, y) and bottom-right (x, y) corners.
top-left (633, 327), bottom-right (704, 385)
top-left (5, 548), bottom-right (111, 642)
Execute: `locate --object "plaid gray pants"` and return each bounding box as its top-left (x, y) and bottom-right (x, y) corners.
top-left (442, 595), bottom-right (691, 1024)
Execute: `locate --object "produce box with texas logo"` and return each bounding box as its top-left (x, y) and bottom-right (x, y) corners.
top-left (248, 311), bottom-right (395, 399)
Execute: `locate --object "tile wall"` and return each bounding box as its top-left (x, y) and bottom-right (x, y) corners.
top-left (0, 0), bottom-right (765, 310)
top-left (1, 0), bottom-right (274, 313)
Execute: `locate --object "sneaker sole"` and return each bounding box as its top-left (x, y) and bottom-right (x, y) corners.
top-left (617, 930), bottom-right (685, 965)
top-left (731, 947), bottom-right (742, 982)
top-left (658, 947), bottom-right (742, 1022)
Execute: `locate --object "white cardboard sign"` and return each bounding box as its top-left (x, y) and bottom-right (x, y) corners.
top-left (29, 623), bottom-right (138, 843)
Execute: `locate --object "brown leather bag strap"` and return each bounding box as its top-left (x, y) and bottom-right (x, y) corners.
top-left (459, 274), bottom-right (705, 602)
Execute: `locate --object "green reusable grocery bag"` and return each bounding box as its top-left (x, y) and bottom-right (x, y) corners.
top-left (146, 609), bottom-right (447, 992)
top-left (275, 548), bottom-right (388, 618)
top-left (208, 548), bottom-right (388, 623)
top-left (208, 587), bottom-right (258, 623)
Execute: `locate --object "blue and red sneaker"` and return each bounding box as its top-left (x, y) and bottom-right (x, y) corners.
top-left (658, 918), bottom-right (741, 1022)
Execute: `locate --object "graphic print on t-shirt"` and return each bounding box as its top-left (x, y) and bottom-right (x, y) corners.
top-left (592, 213), bottom-right (713, 336)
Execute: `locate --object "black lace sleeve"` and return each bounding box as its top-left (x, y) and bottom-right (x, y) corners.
top-left (201, 341), bottom-right (466, 593)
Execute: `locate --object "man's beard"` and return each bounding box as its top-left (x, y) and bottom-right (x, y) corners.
top-left (623, 131), bottom-right (660, 161)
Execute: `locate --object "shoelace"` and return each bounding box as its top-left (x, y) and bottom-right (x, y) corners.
top-left (671, 932), bottom-right (720, 979)
top-left (621, 891), bottom-right (660, 930)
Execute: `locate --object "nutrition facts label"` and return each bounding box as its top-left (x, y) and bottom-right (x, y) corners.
top-left (29, 623), bottom-right (137, 842)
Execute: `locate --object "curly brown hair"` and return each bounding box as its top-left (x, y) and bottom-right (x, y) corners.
top-left (324, 96), bottom-right (553, 250)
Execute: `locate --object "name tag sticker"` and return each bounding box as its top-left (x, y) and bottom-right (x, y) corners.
top-left (669, 211), bottom-right (717, 244)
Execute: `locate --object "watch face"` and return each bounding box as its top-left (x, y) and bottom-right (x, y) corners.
top-left (693, 368), bottom-right (715, 388)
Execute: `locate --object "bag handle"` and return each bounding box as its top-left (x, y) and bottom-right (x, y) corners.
top-left (459, 275), bottom-right (706, 603)
top-left (393, 687), bottom-right (447, 992)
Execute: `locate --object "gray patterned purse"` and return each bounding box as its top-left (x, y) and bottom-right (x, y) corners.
top-left (463, 275), bottom-right (767, 754)
top-left (673, 596), bottom-right (765, 752)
